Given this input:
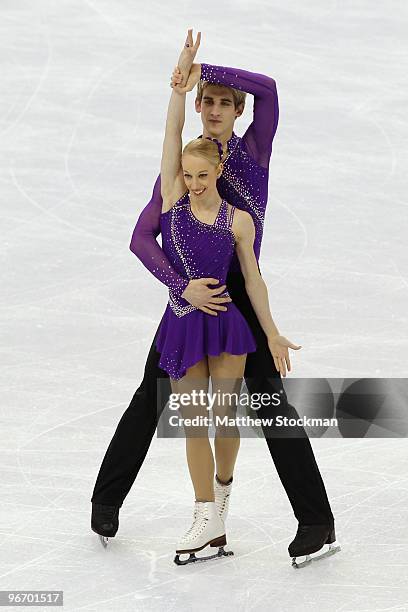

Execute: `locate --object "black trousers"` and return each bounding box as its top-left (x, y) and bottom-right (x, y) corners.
top-left (91, 271), bottom-right (334, 527)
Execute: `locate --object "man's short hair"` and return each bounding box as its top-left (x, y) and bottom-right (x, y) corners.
top-left (196, 80), bottom-right (246, 110)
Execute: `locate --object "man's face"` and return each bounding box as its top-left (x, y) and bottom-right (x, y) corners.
top-left (195, 84), bottom-right (243, 137)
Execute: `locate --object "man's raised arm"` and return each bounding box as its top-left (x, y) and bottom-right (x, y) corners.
top-left (129, 174), bottom-right (189, 295)
top-left (129, 174), bottom-right (232, 314)
top-left (199, 63), bottom-right (279, 168)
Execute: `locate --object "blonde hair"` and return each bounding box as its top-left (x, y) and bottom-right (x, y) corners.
top-left (196, 80), bottom-right (246, 109)
top-left (182, 138), bottom-right (221, 168)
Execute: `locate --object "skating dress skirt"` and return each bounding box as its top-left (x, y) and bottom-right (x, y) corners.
top-left (155, 191), bottom-right (257, 380)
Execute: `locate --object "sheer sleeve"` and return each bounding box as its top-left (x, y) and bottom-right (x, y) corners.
top-left (200, 63), bottom-right (279, 168)
top-left (129, 173), bottom-right (190, 295)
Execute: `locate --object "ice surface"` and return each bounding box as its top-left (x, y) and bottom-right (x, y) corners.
top-left (1, 1), bottom-right (407, 610)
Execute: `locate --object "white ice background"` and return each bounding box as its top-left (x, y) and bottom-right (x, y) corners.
top-left (1, 1), bottom-right (407, 611)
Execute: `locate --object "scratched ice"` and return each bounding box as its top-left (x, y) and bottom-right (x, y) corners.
top-left (1, 1), bottom-right (407, 611)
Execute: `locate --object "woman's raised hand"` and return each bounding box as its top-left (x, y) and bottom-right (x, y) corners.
top-left (176, 29), bottom-right (201, 86)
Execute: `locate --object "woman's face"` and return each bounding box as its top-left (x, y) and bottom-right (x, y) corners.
top-left (182, 154), bottom-right (220, 199)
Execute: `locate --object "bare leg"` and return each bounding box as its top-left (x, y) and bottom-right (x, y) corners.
top-left (208, 353), bottom-right (246, 484)
top-left (170, 358), bottom-right (214, 502)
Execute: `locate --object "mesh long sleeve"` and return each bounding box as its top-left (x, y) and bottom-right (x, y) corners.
top-left (200, 63), bottom-right (279, 168)
top-left (129, 173), bottom-right (190, 295)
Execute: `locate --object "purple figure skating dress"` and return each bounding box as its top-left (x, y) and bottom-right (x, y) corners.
top-left (155, 191), bottom-right (257, 380)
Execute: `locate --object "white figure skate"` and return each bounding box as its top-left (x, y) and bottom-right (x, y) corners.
top-left (174, 501), bottom-right (234, 565)
top-left (192, 475), bottom-right (233, 522)
top-left (214, 475), bottom-right (233, 521)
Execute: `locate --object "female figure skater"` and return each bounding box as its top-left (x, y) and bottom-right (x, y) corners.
top-left (155, 32), bottom-right (301, 565)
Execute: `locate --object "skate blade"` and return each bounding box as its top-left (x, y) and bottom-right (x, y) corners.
top-left (292, 542), bottom-right (341, 569)
top-left (174, 546), bottom-right (234, 566)
top-left (99, 535), bottom-right (109, 549)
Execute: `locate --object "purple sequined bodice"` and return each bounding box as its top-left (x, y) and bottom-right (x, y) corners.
top-left (211, 133), bottom-right (268, 272)
top-left (160, 193), bottom-right (236, 317)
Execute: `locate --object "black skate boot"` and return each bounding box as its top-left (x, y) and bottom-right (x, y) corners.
top-left (91, 503), bottom-right (120, 549)
top-left (288, 524), bottom-right (341, 568)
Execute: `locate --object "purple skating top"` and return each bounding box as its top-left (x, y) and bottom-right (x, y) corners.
top-left (129, 62), bottom-right (279, 296)
top-left (160, 193), bottom-right (236, 317)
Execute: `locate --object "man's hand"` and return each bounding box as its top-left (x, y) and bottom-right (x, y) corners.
top-left (176, 29), bottom-right (201, 86)
top-left (181, 278), bottom-right (232, 315)
top-left (267, 334), bottom-right (302, 377)
top-left (171, 63), bottom-right (202, 94)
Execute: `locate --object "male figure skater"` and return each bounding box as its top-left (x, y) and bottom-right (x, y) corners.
top-left (91, 30), bottom-right (339, 567)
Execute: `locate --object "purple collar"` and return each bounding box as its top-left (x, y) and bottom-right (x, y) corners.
top-left (197, 131), bottom-right (240, 154)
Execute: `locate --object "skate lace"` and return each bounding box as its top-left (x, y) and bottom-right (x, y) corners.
top-left (215, 484), bottom-right (230, 515)
top-left (220, 493), bottom-right (230, 511)
top-left (194, 494), bottom-right (230, 518)
top-left (180, 508), bottom-right (208, 542)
